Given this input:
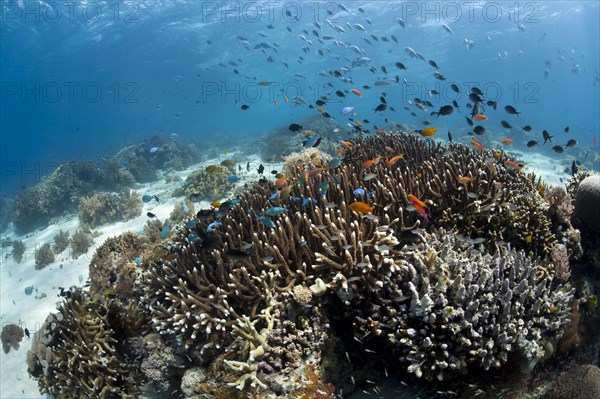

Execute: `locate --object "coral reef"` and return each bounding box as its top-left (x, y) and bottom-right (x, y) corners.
top-left (52, 230), bottom-right (70, 254)
top-left (29, 132), bottom-right (585, 397)
top-left (26, 288), bottom-right (150, 398)
top-left (12, 239), bottom-right (25, 263)
top-left (111, 136), bottom-right (202, 183)
top-left (35, 243), bottom-right (55, 269)
top-left (1, 323), bottom-right (24, 353)
top-left (574, 175), bottom-right (600, 233)
top-left (70, 229), bottom-right (94, 258)
top-left (12, 161), bottom-right (107, 232)
top-left (78, 189), bottom-right (142, 228)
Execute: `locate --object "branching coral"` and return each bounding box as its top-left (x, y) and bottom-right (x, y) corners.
top-left (12, 239), bottom-right (25, 263)
top-left (27, 289), bottom-right (149, 398)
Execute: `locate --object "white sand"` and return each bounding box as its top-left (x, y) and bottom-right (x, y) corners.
top-left (0, 153), bottom-right (281, 399)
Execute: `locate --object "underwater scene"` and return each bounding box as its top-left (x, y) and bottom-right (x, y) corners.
top-left (1, 0), bottom-right (600, 398)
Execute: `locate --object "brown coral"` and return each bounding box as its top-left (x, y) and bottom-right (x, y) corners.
top-left (545, 364), bottom-right (600, 399)
top-left (1, 323), bottom-right (24, 353)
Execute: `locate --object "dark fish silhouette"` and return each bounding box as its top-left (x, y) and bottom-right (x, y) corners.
top-left (504, 105), bottom-right (520, 116)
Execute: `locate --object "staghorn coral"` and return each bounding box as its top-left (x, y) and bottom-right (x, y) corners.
top-left (35, 243), bottom-right (55, 269)
top-left (78, 189), bottom-right (142, 228)
top-left (27, 288), bottom-right (149, 398)
top-left (1, 323), bottom-right (24, 353)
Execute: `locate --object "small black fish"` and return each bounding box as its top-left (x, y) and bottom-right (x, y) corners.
top-left (469, 92), bottom-right (483, 103)
top-left (246, 162), bottom-right (250, 172)
top-left (504, 105), bottom-right (520, 116)
top-left (316, 99), bottom-right (326, 106)
top-left (374, 103), bottom-right (387, 113)
top-left (335, 90), bottom-right (345, 97)
top-left (565, 139), bottom-right (577, 148)
top-left (552, 145), bottom-right (564, 154)
top-left (147, 212), bottom-right (156, 218)
top-left (527, 140), bottom-right (539, 147)
top-left (564, 126), bottom-right (570, 133)
top-left (24, 328), bottom-right (30, 340)
top-left (448, 131), bottom-right (453, 142)
top-left (257, 164), bottom-right (264, 174)
top-left (433, 71), bottom-right (446, 81)
top-left (466, 116), bottom-right (474, 126)
top-left (486, 100), bottom-right (498, 110)
top-left (428, 60), bottom-right (439, 68)
top-left (197, 209), bottom-right (214, 219)
top-left (240, 104), bottom-right (249, 111)
top-left (474, 125), bottom-right (486, 135)
top-left (500, 120), bottom-right (512, 129)
top-left (433, 104), bottom-right (454, 117)
top-left (571, 160), bottom-right (577, 176)
top-left (471, 87), bottom-right (483, 96)
top-left (154, 195), bottom-right (160, 202)
top-left (395, 62), bottom-right (407, 70)
top-left (289, 123), bottom-right (302, 132)
top-left (543, 130), bottom-right (553, 144)
top-left (522, 125), bottom-right (532, 132)
top-left (452, 100), bottom-right (460, 110)
top-left (271, 170), bottom-right (278, 175)
top-left (450, 84), bottom-right (460, 93)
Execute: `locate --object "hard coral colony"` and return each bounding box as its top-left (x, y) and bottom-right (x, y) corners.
top-left (27, 132), bottom-right (584, 397)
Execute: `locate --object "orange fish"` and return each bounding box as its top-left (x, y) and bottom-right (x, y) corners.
top-left (408, 194), bottom-right (429, 222)
top-left (474, 114), bottom-right (487, 121)
top-left (501, 138), bottom-right (513, 145)
top-left (307, 167), bottom-right (325, 177)
top-left (348, 201), bottom-right (374, 214)
top-left (376, 129), bottom-right (387, 136)
top-left (210, 201), bottom-right (221, 208)
top-left (419, 127), bottom-right (437, 137)
top-left (355, 119), bottom-right (362, 126)
top-left (351, 89), bottom-right (362, 97)
top-left (494, 151), bottom-right (502, 159)
top-left (275, 175), bottom-right (287, 187)
top-left (471, 140), bottom-right (485, 151)
top-left (361, 157), bottom-right (380, 168)
top-left (386, 154), bottom-right (405, 165)
top-left (316, 107), bottom-right (326, 113)
top-left (339, 140), bottom-right (353, 150)
top-left (457, 176), bottom-right (472, 183)
top-left (384, 146), bottom-right (395, 153)
top-left (504, 160), bottom-right (522, 170)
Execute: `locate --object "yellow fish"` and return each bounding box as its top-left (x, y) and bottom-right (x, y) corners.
top-left (419, 127), bottom-right (437, 137)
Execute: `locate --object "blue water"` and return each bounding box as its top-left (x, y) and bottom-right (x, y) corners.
top-left (1, 1), bottom-right (599, 196)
